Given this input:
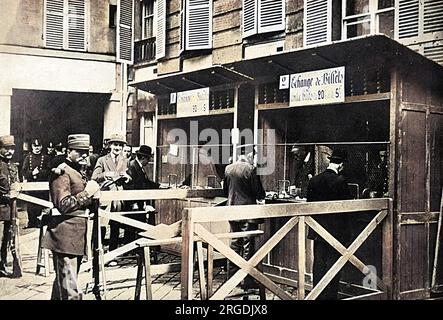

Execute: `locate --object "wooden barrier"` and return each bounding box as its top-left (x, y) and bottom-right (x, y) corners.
top-left (181, 198), bottom-right (393, 300)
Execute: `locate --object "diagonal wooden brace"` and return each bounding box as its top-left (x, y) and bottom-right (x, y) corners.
top-left (305, 209), bottom-right (388, 300)
top-left (194, 217), bottom-right (300, 300)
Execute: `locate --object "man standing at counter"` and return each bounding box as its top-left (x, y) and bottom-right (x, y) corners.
top-left (223, 152), bottom-right (265, 292)
top-left (306, 148), bottom-right (352, 300)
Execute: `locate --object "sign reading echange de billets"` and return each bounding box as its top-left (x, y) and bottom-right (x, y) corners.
top-left (176, 87), bottom-right (210, 118)
top-left (289, 67), bottom-right (345, 107)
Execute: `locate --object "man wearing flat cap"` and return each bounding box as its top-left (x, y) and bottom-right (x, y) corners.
top-left (307, 148), bottom-right (353, 300)
top-left (0, 135), bottom-right (19, 277)
top-left (123, 145), bottom-right (160, 244)
top-left (42, 134), bottom-right (100, 300)
top-left (92, 133), bottom-right (131, 254)
top-left (22, 138), bottom-right (50, 228)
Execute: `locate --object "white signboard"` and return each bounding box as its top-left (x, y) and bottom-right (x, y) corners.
top-left (176, 88), bottom-right (210, 118)
top-left (289, 67), bottom-right (345, 106)
top-left (279, 74), bottom-right (289, 89)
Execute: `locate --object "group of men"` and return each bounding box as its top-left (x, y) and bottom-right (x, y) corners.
top-left (0, 132), bottom-right (159, 300)
top-left (1, 128), bottom-right (357, 300)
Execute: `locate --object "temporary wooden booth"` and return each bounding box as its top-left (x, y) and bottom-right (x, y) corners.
top-left (134, 35), bottom-right (442, 299)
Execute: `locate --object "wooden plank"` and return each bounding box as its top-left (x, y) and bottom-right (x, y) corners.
top-left (14, 182), bottom-right (49, 191)
top-left (143, 247), bottom-right (153, 300)
top-left (400, 212), bottom-right (440, 224)
top-left (180, 208), bottom-right (194, 300)
top-left (204, 217), bottom-right (299, 299)
top-left (207, 245), bottom-right (214, 298)
top-left (298, 216), bottom-right (306, 299)
top-left (16, 193), bottom-right (53, 209)
top-left (190, 199), bottom-right (389, 223)
top-left (194, 223), bottom-right (295, 300)
top-left (196, 241), bottom-right (207, 300)
top-left (97, 188), bottom-right (224, 202)
top-left (382, 199), bottom-right (394, 299)
top-left (306, 213), bottom-right (388, 291)
top-left (305, 210), bottom-right (387, 300)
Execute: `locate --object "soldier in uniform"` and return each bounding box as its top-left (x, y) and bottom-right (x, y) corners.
top-left (42, 134), bottom-right (100, 300)
top-left (22, 139), bottom-right (50, 228)
top-left (0, 135), bottom-right (19, 277)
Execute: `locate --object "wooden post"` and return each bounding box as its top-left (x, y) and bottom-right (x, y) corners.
top-left (181, 208), bottom-right (194, 300)
top-left (298, 216), bottom-right (306, 299)
top-left (207, 245), bottom-right (214, 298)
top-left (196, 241), bottom-right (207, 300)
top-left (143, 247), bottom-right (153, 300)
top-left (91, 199), bottom-right (102, 300)
top-left (382, 200), bottom-right (394, 299)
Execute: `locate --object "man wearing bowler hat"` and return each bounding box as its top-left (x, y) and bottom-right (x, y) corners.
top-left (92, 133), bottom-right (131, 256)
top-left (123, 145), bottom-right (160, 244)
top-left (0, 135), bottom-right (20, 277)
top-left (42, 134), bottom-right (100, 300)
top-left (22, 138), bottom-right (50, 228)
top-left (307, 148), bottom-right (353, 300)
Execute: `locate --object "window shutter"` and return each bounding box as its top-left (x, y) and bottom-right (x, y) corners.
top-left (243, 0), bottom-right (257, 38)
top-left (45, 0), bottom-right (64, 49)
top-left (67, 0), bottom-right (86, 51)
top-left (156, 0), bottom-right (166, 59)
top-left (185, 0), bottom-right (212, 50)
top-left (258, 0), bottom-right (285, 34)
top-left (423, 0), bottom-right (443, 34)
top-left (117, 0), bottom-right (134, 64)
top-left (180, 0), bottom-right (186, 53)
top-left (304, 0), bottom-right (331, 46)
top-left (397, 0), bottom-right (419, 39)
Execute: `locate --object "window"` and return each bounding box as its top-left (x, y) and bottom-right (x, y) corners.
top-left (342, 0), bottom-right (394, 39)
top-left (109, 4), bottom-right (117, 28)
top-left (134, 0), bottom-right (165, 63)
top-left (45, 0), bottom-right (87, 51)
top-left (243, 0), bottom-right (285, 38)
top-left (180, 0), bottom-right (213, 51)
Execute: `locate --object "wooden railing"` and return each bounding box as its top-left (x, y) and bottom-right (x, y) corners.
top-left (181, 198), bottom-right (393, 300)
top-left (134, 38), bottom-right (156, 63)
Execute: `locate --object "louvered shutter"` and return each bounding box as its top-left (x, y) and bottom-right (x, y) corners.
top-left (156, 0), bottom-right (166, 59)
top-left (423, 0), bottom-right (443, 33)
top-left (304, 0), bottom-right (331, 46)
top-left (185, 0), bottom-right (212, 50)
top-left (117, 0), bottom-right (134, 63)
top-left (397, 0), bottom-right (419, 39)
top-left (45, 0), bottom-right (64, 49)
top-left (258, 0), bottom-right (285, 34)
top-left (67, 0), bottom-right (86, 50)
top-left (180, 0), bottom-right (186, 52)
top-left (243, 0), bottom-right (257, 38)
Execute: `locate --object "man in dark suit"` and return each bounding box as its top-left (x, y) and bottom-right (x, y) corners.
top-left (223, 152), bottom-right (266, 291)
top-left (307, 149), bottom-right (352, 300)
top-left (42, 134), bottom-right (100, 300)
top-left (123, 145), bottom-right (160, 244)
top-left (0, 135), bottom-right (20, 278)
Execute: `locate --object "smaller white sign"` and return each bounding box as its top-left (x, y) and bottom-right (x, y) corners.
top-left (176, 88), bottom-right (210, 118)
top-left (290, 67), bottom-right (345, 107)
top-left (279, 75), bottom-right (289, 89)
top-left (170, 92), bottom-right (177, 104)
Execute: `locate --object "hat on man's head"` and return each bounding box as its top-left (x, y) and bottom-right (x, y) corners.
top-left (32, 139), bottom-right (42, 147)
top-left (328, 149), bottom-right (348, 163)
top-left (0, 135), bottom-right (15, 148)
top-left (136, 145), bottom-right (152, 157)
top-left (108, 133), bottom-right (127, 145)
top-left (67, 134), bottom-right (90, 150)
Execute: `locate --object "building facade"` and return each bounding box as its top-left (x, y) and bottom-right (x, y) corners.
top-left (0, 0), bottom-right (136, 161)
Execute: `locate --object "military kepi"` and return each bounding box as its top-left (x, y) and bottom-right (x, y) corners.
top-left (0, 135), bottom-right (15, 148)
top-left (67, 134), bottom-right (90, 150)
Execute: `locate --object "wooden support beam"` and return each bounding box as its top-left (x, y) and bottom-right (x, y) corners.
top-left (196, 241), bottom-right (207, 300)
top-left (305, 210), bottom-right (388, 300)
top-left (181, 209), bottom-right (194, 300)
top-left (298, 216), bottom-right (306, 299)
